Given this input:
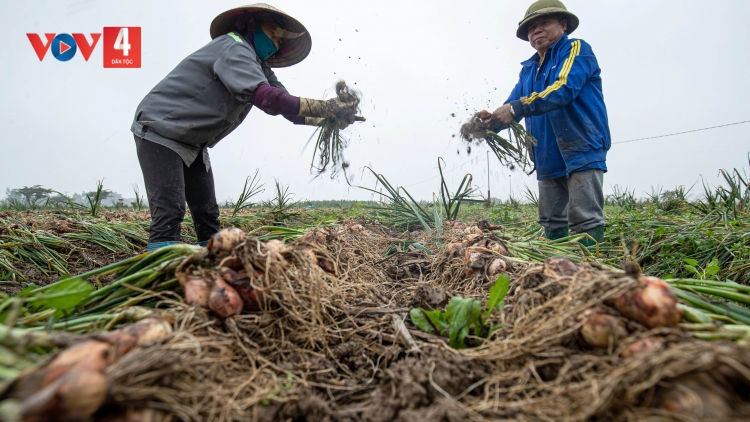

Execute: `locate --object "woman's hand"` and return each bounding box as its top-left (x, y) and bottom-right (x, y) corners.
top-left (299, 97), bottom-right (359, 119)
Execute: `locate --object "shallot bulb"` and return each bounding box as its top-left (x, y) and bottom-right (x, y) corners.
top-left (487, 258), bottom-right (507, 278)
top-left (543, 256), bottom-right (579, 277)
top-left (99, 317), bottom-right (173, 356)
top-left (614, 276), bottom-right (682, 329)
top-left (445, 242), bottom-right (465, 258)
top-left (577, 307), bottom-right (628, 348)
top-left (464, 225), bottom-right (483, 235)
top-left (487, 241), bottom-right (509, 256)
top-left (465, 234), bottom-right (482, 243)
top-left (181, 274), bottom-right (212, 307)
top-left (620, 336), bottom-right (663, 359)
top-left (21, 369), bottom-right (108, 421)
top-left (220, 267), bottom-right (271, 312)
top-left (660, 373), bottom-right (733, 418)
top-left (207, 228), bottom-right (247, 259)
top-left (464, 246), bottom-right (492, 277)
top-left (299, 230), bottom-right (328, 245)
top-left (208, 276), bottom-right (243, 318)
top-left (42, 341), bottom-right (115, 387)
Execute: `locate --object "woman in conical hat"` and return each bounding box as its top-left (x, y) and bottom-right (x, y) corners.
top-left (130, 4), bottom-right (363, 251)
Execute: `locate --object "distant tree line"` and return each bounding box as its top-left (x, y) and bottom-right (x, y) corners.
top-left (1, 182), bottom-right (146, 212)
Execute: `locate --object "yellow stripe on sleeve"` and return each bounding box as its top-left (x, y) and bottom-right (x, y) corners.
top-left (521, 40), bottom-right (581, 105)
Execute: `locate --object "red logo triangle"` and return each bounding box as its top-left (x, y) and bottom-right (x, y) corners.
top-left (59, 40), bottom-right (71, 54)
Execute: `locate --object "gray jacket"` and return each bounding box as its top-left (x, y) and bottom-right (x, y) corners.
top-left (130, 32), bottom-right (284, 169)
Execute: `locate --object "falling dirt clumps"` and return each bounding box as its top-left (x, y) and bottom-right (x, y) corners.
top-left (28, 221), bottom-right (750, 421)
top-left (312, 80), bottom-right (363, 178)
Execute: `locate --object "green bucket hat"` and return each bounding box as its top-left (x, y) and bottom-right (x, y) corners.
top-left (516, 0), bottom-right (579, 41)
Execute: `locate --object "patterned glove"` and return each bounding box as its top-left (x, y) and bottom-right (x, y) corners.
top-left (304, 117), bottom-right (326, 126)
top-left (298, 97), bottom-right (359, 119)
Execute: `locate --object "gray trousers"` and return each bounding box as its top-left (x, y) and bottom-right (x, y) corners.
top-left (537, 169), bottom-right (604, 232)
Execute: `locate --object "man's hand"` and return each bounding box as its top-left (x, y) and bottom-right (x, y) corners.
top-left (482, 104), bottom-right (514, 127)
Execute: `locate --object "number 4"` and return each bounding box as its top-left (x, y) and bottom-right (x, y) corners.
top-left (114, 27), bottom-right (131, 56)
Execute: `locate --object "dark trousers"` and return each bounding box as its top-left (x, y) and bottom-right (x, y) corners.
top-left (135, 136), bottom-right (220, 243)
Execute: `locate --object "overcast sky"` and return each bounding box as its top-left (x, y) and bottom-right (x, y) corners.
top-left (2, 0), bottom-right (750, 204)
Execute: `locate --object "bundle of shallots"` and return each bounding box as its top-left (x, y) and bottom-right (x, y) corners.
top-left (460, 112), bottom-right (537, 172)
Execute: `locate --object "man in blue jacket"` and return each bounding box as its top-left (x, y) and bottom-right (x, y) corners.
top-left (482, 0), bottom-right (610, 245)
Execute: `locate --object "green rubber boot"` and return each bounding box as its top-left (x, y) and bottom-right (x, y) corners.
top-left (544, 226), bottom-right (569, 241)
top-left (579, 225), bottom-right (605, 247)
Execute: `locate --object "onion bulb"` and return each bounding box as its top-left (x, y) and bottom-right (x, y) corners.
top-left (577, 307), bottom-right (628, 348)
top-left (620, 336), bottom-right (663, 359)
top-left (660, 373), bottom-right (733, 418)
top-left (487, 258), bottom-right (507, 278)
top-left (464, 246), bottom-right (491, 276)
top-left (220, 268), bottom-right (271, 312)
top-left (181, 275), bottom-right (211, 307)
top-left (21, 369), bottom-right (107, 421)
top-left (464, 225), bottom-right (483, 235)
top-left (487, 241), bottom-right (508, 256)
top-left (543, 256), bottom-right (579, 277)
top-left (42, 341), bottom-right (115, 387)
top-left (318, 258), bottom-right (336, 274)
top-left (299, 230), bottom-right (327, 245)
top-left (348, 223), bottom-right (365, 232)
top-left (208, 276), bottom-right (243, 317)
top-left (614, 276), bottom-right (682, 329)
top-left (207, 228), bottom-right (246, 259)
top-left (100, 317), bottom-right (172, 356)
top-left (445, 242), bottom-right (465, 258)
top-left (217, 255), bottom-right (244, 271)
top-left (465, 234), bottom-right (481, 243)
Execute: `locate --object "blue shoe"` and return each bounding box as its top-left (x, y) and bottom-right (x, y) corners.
top-left (147, 241), bottom-right (180, 251)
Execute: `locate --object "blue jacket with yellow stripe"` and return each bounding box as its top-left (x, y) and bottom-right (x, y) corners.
top-left (503, 34), bottom-right (611, 180)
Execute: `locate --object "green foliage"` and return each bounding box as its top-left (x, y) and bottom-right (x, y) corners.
top-left (606, 185), bottom-right (638, 211)
top-left (1, 277), bottom-right (94, 323)
top-left (231, 170), bottom-right (265, 217)
top-left (484, 122), bottom-right (538, 173)
top-left (523, 185), bottom-right (539, 208)
top-left (437, 158), bottom-right (478, 221)
top-left (355, 159), bottom-right (481, 233)
top-left (18, 277), bottom-right (94, 316)
top-left (694, 156), bottom-right (749, 222)
top-left (486, 274), bottom-right (510, 318)
top-left (409, 274), bottom-right (509, 349)
top-left (131, 184), bottom-right (146, 212)
top-left (263, 180), bottom-right (301, 222)
top-left (84, 179), bottom-right (111, 217)
top-left (683, 257), bottom-right (721, 280)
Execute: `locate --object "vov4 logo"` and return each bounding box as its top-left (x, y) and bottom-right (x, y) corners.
top-left (26, 27), bottom-right (141, 68)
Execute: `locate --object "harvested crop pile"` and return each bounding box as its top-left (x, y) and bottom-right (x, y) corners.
top-left (0, 312), bottom-right (172, 421)
top-left (310, 81), bottom-right (364, 179)
top-left (460, 112), bottom-right (537, 172)
top-left (3, 222), bottom-right (750, 421)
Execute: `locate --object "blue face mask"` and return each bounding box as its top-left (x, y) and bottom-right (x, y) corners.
top-left (253, 25), bottom-right (278, 61)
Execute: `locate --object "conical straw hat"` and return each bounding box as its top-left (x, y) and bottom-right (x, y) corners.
top-left (210, 3), bottom-right (311, 68)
